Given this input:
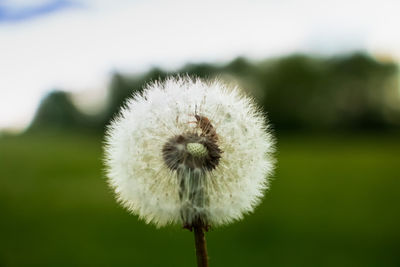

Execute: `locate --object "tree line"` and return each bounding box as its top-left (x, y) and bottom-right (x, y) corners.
top-left (27, 52), bottom-right (400, 133)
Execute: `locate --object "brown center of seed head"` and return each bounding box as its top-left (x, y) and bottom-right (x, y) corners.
top-left (162, 132), bottom-right (222, 171)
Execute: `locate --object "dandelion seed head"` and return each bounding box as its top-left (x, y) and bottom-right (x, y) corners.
top-left (104, 76), bottom-right (275, 227)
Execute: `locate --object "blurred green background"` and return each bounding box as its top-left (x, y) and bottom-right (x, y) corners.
top-left (1, 53), bottom-right (400, 266)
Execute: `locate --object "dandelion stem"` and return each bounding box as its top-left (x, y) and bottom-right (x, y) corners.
top-left (193, 225), bottom-right (209, 267)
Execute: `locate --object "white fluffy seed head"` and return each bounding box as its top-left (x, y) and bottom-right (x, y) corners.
top-left (104, 76), bottom-right (275, 228)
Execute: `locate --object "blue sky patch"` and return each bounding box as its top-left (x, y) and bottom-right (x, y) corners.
top-left (0, 0), bottom-right (79, 23)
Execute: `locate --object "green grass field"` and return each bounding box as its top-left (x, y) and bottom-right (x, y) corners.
top-left (1, 132), bottom-right (399, 266)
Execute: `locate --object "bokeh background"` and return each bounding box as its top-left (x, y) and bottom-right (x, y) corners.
top-left (1, 0), bottom-right (400, 266)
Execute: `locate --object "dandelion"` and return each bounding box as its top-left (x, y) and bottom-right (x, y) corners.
top-left (104, 76), bottom-right (275, 266)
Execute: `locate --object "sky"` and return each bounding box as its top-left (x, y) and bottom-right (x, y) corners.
top-left (1, 0), bottom-right (400, 131)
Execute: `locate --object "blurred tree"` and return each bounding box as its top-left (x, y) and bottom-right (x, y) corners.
top-left (180, 63), bottom-right (219, 78)
top-left (224, 57), bottom-right (255, 75)
top-left (257, 55), bottom-right (328, 130)
top-left (102, 69), bottom-right (169, 126)
top-left (327, 53), bottom-right (398, 129)
top-left (103, 73), bottom-right (134, 123)
top-left (254, 53), bottom-right (399, 131)
top-left (28, 90), bottom-right (87, 132)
